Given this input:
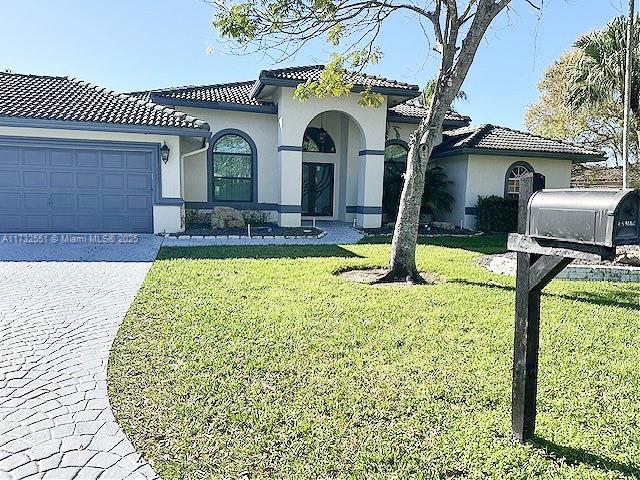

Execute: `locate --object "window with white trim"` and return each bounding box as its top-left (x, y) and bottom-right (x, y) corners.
top-left (506, 163), bottom-right (533, 196)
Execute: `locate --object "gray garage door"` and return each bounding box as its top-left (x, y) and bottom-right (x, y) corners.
top-left (0, 138), bottom-right (155, 233)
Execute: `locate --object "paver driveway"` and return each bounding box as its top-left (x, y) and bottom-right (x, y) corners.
top-left (0, 234), bottom-right (163, 480)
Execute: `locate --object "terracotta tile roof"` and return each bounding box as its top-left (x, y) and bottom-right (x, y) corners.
top-left (258, 65), bottom-right (420, 92)
top-left (0, 72), bottom-right (209, 132)
top-left (387, 102), bottom-right (471, 126)
top-left (433, 124), bottom-right (605, 161)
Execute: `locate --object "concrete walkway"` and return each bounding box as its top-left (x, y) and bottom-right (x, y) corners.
top-left (0, 234), bottom-right (162, 480)
top-left (163, 221), bottom-right (364, 247)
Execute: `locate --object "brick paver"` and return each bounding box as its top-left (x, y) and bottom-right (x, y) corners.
top-left (0, 235), bottom-right (162, 479)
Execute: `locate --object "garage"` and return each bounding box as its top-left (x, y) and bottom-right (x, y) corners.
top-left (0, 138), bottom-right (156, 233)
top-left (0, 71), bottom-right (211, 234)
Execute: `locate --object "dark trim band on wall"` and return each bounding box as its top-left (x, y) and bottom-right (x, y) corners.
top-left (464, 206), bottom-right (477, 216)
top-left (358, 150), bottom-right (386, 156)
top-left (184, 202), bottom-right (300, 213)
top-left (346, 206), bottom-right (383, 214)
top-left (149, 95), bottom-right (278, 114)
top-left (278, 205), bottom-right (302, 213)
top-left (277, 145), bottom-right (304, 152)
top-left (154, 198), bottom-right (184, 206)
top-left (0, 116), bottom-right (210, 138)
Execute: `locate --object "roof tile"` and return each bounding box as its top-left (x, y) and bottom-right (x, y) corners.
top-left (259, 65), bottom-right (420, 91)
top-left (387, 102), bottom-right (471, 126)
top-left (0, 72), bottom-right (209, 131)
top-left (434, 124), bottom-right (604, 160)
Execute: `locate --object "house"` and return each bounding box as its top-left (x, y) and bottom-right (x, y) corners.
top-left (0, 67), bottom-right (604, 234)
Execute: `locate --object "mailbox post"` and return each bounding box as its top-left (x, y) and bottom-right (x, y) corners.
top-left (508, 174), bottom-right (640, 443)
top-left (511, 173), bottom-right (573, 443)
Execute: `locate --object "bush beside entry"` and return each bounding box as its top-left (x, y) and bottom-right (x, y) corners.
top-left (475, 195), bottom-right (518, 232)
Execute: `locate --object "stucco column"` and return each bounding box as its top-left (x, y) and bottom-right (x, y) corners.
top-left (355, 151), bottom-right (384, 228)
top-left (277, 147), bottom-right (302, 227)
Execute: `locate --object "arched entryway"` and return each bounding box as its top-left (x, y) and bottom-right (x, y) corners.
top-left (300, 110), bottom-right (366, 222)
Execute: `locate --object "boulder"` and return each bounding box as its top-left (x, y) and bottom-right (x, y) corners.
top-left (431, 221), bottom-right (456, 231)
top-left (615, 246), bottom-right (640, 266)
top-left (211, 206), bottom-right (245, 229)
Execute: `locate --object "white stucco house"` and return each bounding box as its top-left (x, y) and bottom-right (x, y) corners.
top-left (0, 66), bottom-right (604, 234)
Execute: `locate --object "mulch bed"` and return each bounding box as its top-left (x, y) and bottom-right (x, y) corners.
top-left (176, 223), bottom-right (323, 237)
top-left (338, 268), bottom-right (443, 286)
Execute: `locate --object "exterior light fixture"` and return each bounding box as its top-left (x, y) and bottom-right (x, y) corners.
top-left (160, 142), bottom-right (170, 164)
top-left (318, 114), bottom-right (328, 148)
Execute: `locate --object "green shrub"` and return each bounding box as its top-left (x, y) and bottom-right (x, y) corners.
top-left (242, 210), bottom-right (271, 225)
top-left (475, 195), bottom-right (518, 232)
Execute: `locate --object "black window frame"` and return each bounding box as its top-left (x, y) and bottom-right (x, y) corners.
top-left (303, 127), bottom-right (337, 153)
top-left (211, 130), bottom-right (256, 203)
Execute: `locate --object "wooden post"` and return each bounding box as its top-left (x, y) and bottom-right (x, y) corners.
top-left (511, 173), bottom-right (545, 443)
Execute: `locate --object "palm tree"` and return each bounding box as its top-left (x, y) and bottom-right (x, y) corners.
top-left (382, 161), bottom-right (454, 222)
top-left (567, 16), bottom-right (640, 147)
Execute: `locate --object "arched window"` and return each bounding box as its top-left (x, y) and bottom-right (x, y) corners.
top-left (382, 140), bottom-right (409, 218)
top-left (303, 127), bottom-right (336, 153)
top-left (212, 131), bottom-right (254, 202)
top-left (505, 162), bottom-right (534, 197)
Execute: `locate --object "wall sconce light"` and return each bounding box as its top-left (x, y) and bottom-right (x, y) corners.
top-left (160, 142), bottom-right (170, 164)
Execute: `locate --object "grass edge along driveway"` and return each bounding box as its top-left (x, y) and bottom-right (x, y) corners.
top-left (108, 236), bottom-right (640, 479)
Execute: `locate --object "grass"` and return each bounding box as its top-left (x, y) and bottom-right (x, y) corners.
top-left (108, 235), bottom-right (640, 479)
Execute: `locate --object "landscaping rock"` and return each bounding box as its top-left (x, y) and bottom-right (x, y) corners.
top-left (211, 207), bottom-right (245, 229)
top-left (430, 221), bottom-right (456, 231)
top-left (615, 246), bottom-right (640, 266)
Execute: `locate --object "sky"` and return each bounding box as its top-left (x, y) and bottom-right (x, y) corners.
top-left (0, 0), bottom-right (630, 130)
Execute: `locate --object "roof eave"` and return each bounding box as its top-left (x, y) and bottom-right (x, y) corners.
top-left (431, 147), bottom-right (605, 162)
top-left (386, 113), bottom-right (471, 128)
top-left (150, 94), bottom-right (277, 114)
top-left (0, 116), bottom-right (211, 138)
top-left (252, 77), bottom-right (420, 99)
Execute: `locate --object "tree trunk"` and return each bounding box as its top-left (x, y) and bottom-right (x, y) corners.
top-left (379, 0), bottom-right (510, 284)
top-left (380, 103), bottom-right (449, 283)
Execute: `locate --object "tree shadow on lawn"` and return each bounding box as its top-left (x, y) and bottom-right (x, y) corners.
top-left (451, 279), bottom-right (640, 312)
top-left (535, 437), bottom-right (640, 478)
top-left (158, 244), bottom-right (363, 260)
top-left (359, 234), bottom-right (507, 255)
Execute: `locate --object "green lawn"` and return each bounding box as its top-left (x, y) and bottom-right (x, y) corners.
top-left (108, 235), bottom-right (640, 479)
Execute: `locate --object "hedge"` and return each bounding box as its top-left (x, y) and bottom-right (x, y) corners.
top-left (475, 195), bottom-right (518, 232)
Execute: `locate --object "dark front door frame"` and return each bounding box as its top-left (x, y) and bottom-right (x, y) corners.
top-left (302, 161), bottom-right (335, 217)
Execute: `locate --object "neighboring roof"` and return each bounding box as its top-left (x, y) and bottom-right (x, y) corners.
top-left (432, 124), bottom-right (605, 161)
top-left (0, 72), bottom-right (210, 134)
top-left (571, 163), bottom-right (640, 188)
top-left (387, 102), bottom-right (471, 127)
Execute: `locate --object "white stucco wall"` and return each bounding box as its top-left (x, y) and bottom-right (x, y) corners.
top-left (385, 121), bottom-right (443, 147)
top-left (0, 125), bottom-right (189, 233)
top-left (276, 87), bottom-right (386, 150)
top-left (177, 108), bottom-right (280, 206)
top-left (463, 154), bottom-right (573, 228)
top-left (386, 122), bottom-right (416, 145)
top-left (431, 155), bottom-right (468, 227)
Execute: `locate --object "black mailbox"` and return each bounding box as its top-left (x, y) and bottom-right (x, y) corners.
top-left (526, 188), bottom-right (640, 247)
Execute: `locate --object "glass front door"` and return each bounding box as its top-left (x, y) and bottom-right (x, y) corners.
top-left (302, 162), bottom-right (334, 216)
